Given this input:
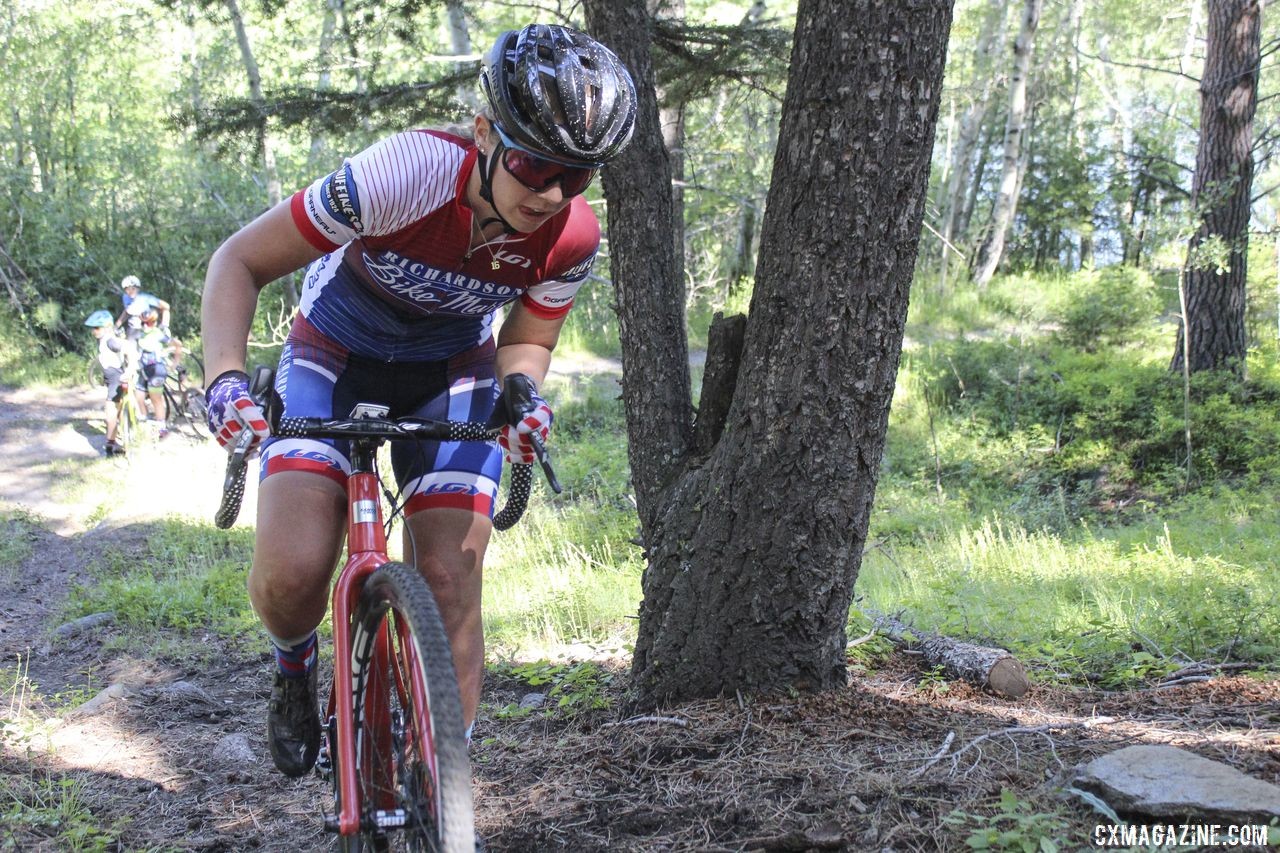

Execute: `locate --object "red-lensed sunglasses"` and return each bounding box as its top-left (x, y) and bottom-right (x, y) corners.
top-left (494, 127), bottom-right (598, 197)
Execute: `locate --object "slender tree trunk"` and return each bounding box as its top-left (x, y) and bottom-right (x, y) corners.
top-left (224, 0), bottom-right (296, 308)
top-left (1172, 0), bottom-right (1263, 375)
top-left (605, 0), bottom-right (953, 705)
top-left (959, 116), bottom-right (994, 246)
top-left (583, 0), bottom-right (694, 531)
top-left (445, 0), bottom-right (479, 112)
top-left (973, 0), bottom-right (1043, 287)
top-left (309, 0), bottom-right (340, 165)
top-left (938, 0), bottom-right (1010, 286)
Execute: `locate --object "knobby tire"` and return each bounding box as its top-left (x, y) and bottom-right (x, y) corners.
top-left (338, 562), bottom-right (474, 852)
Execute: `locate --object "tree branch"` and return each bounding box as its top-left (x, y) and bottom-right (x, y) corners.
top-left (1076, 46), bottom-right (1200, 83)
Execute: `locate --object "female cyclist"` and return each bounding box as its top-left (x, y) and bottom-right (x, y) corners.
top-left (201, 24), bottom-right (636, 777)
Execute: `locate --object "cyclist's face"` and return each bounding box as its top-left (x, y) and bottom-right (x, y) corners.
top-left (475, 118), bottom-right (575, 233)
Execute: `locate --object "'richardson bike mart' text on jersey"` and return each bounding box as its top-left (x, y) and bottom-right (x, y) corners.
top-left (290, 130), bottom-right (599, 362)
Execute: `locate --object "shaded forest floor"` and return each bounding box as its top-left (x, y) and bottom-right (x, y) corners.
top-left (1, 387), bottom-right (1277, 851)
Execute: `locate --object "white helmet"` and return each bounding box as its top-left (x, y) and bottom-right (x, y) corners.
top-left (120, 275), bottom-right (141, 291)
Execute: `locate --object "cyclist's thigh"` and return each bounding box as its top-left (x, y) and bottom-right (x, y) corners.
top-left (253, 471), bottom-right (346, 585)
top-left (103, 368), bottom-right (125, 403)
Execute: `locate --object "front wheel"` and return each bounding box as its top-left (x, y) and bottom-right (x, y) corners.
top-left (340, 562), bottom-right (474, 852)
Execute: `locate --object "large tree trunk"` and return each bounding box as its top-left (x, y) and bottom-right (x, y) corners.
top-left (972, 0), bottom-right (1043, 287)
top-left (602, 0), bottom-right (953, 706)
top-left (583, 0), bottom-right (694, 532)
top-left (1172, 0), bottom-right (1262, 375)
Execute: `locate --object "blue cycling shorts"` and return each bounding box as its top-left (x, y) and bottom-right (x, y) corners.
top-left (259, 315), bottom-right (502, 518)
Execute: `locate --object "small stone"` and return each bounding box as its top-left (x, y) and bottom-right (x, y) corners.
top-left (518, 692), bottom-right (546, 710)
top-left (211, 733), bottom-right (257, 764)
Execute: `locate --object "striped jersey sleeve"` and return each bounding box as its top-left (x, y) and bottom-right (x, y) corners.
top-left (520, 252), bottom-right (595, 319)
top-left (519, 200), bottom-right (600, 320)
top-left (291, 131), bottom-right (466, 251)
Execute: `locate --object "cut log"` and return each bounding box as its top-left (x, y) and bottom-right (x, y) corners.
top-left (864, 611), bottom-right (1030, 699)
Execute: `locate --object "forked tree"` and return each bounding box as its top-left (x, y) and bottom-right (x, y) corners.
top-left (586, 0), bottom-right (955, 705)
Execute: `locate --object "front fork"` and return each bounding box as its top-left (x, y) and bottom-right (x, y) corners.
top-left (325, 468), bottom-right (395, 837)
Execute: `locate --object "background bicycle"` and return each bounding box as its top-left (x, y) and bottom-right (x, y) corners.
top-left (160, 341), bottom-right (207, 439)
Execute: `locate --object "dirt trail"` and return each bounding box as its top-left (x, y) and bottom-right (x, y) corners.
top-left (1, 380), bottom-right (1277, 852)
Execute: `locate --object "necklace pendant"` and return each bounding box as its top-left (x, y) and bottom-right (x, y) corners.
top-left (491, 259), bottom-right (501, 270)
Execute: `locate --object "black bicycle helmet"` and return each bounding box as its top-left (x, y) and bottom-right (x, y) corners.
top-left (480, 25), bottom-right (637, 167)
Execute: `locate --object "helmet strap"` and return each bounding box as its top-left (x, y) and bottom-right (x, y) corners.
top-left (476, 144), bottom-right (520, 234)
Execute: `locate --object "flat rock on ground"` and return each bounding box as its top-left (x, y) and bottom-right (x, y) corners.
top-left (1076, 743), bottom-right (1280, 824)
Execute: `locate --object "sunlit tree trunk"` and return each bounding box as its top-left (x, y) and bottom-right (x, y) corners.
top-left (1172, 0), bottom-right (1263, 375)
top-left (224, 0), bottom-right (295, 307)
top-left (973, 0), bottom-right (1042, 287)
top-left (446, 0), bottom-right (479, 112)
top-left (938, 0), bottom-right (1009, 288)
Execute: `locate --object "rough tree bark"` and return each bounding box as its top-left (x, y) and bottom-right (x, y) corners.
top-left (590, 0), bottom-right (954, 705)
top-left (649, 0), bottom-right (687, 293)
top-left (973, 0), bottom-right (1043, 288)
top-left (1172, 0), bottom-right (1263, 375)
top-left (583, 0), bottom-right (694, 533)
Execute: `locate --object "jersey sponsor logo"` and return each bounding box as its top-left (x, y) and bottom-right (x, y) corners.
top-left (280, 449), bottom-right (344, 471)
top-left (560, 252), bottom-right (596, 283)
top-left (419, 482), bottom-right (482, 496)
top-left (322, 165), bottom-right (364, 232)
top-left (491, 248), bottom-right (533, 269)
top-left (364, 250), bottom-right (521, 316)
top-left (305, 193), bottom-right (339, 238)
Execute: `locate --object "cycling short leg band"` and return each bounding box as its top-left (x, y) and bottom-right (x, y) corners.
top-left (269, 631), bottom-right (318, 679)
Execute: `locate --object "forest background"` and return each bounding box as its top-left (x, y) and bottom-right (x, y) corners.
top-left (3, 0), bottom-right (1280, 685)
top-left (0, 0), bottom-right (1279, 847)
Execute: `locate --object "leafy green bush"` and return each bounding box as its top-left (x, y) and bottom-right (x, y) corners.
top-left (1055, 266), bottom-right (1160, 351)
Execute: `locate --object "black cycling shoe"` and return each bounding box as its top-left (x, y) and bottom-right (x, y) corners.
top-left (266, 667), bottom-right (321, 778)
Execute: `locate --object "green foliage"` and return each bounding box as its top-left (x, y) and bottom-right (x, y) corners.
top-left (490, 658), bottom-right (616, 719)
top-left (67, 520), bottom-right (257, 639)
top-left (943, 789), bottom-right (1069, 853)
top-left (0, 510), bottom-right (44, 579)
top-left (0, 773), bottom-right (126, 851)
top-left (483, 373), bottom-right (643, 655)
top-left (866, 270), bottom-right (1280, 686)
top-left (1055, 267), bottom-right (1161, 352)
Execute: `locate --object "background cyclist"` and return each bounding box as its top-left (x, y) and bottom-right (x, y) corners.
top-left (200, 24), bottom-right (636, 778)
top-left (136, 308), bottom-right (171, 438)
top-left (116, 274), bottom-right (171, 341)
top-left (84, 309), bottom-right (132, 456)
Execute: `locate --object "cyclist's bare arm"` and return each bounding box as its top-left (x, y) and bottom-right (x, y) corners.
top-left (495, 301), bottom-right (566, 388)
top-left (202, 201), bottom-right (325, 380)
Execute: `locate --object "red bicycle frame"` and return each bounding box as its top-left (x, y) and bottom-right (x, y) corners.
top-left (329, 463), bottom-right (398, 837)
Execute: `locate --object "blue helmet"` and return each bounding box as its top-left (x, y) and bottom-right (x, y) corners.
top-left (84, 309), bottom-right (114, 328)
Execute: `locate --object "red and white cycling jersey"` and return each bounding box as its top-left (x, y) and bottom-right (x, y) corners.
top-left (290, 130), bottom-right (599, 361)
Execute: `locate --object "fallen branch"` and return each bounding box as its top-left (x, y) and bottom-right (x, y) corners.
top-left (862, 610), bottom-right (1031, 699)
top-left (909, 730), bottom-right (956, 779)
top-left (604, 715), bottom-right (688, 729)
top-left (946, 718), bottom-right (1115, 770)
